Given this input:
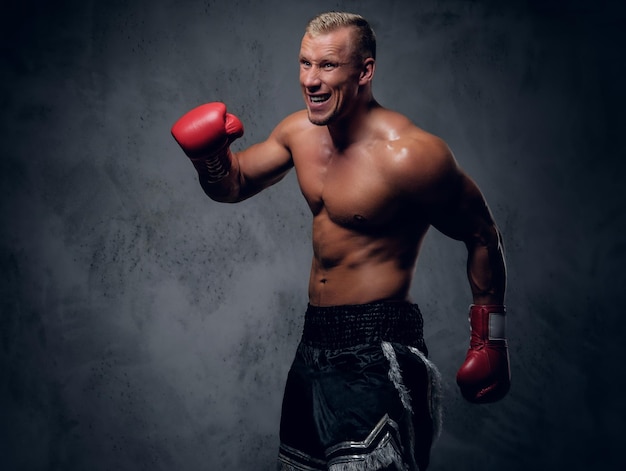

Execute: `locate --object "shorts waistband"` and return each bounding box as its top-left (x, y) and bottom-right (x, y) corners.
top-left (302, 301), bottom-right (426, 351)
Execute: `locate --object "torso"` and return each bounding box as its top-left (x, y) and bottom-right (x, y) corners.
top-left (284, 107), bottom-right (442, 306)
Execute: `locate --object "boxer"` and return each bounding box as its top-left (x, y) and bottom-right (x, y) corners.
top-left (172, 12), bottom-right (509, 470)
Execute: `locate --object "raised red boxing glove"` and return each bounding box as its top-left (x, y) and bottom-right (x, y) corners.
top-left (171, 102), bottom-right (244, 183)
top-left (456, 304), bottom-right (510, 403)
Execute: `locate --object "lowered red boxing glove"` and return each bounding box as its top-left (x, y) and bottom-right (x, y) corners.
top-left (456, 304), bottom-right (510, 403)
top-left (171, 102), bottom-right (244, 183)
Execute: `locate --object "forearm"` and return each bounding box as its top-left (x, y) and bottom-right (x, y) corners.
top-left (458, 226), bottom-right (510, 403)
top-left (465, 224), bottom-right (506, 305)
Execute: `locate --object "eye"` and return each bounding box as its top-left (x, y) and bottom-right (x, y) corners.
top-left (322, 62), bottom-right (337, 70)
top-left (300, 59), bottom-right (312, 69)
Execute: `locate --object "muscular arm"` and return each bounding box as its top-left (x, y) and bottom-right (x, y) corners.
top-left (431, 172), bottom-right (506, 305)
top-left (409, 138), bottom-right (506, 304)
top-left (433, 156), bottom-right (510, 403)
top-left (397, 126), bottom-right (509, 403)
top-left (172, 102), bottom-right (294, 204)
top-left (203, 127), bottom-right (294, 203)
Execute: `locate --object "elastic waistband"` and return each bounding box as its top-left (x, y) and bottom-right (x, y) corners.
top-left (302, 301), bottom-right (426, 351)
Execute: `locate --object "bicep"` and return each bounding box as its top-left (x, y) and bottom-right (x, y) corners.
top-left (235, 129), bottom-right (293, 199)
top-left (427, 168), bottom-right (497, 244)
top-left (427, 167), bottom-right (506, 303)
top-left (404, 140), bottom-right (493, 241)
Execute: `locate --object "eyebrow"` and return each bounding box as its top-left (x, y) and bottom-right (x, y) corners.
top-left (299, 54), bottom-right (341, 64)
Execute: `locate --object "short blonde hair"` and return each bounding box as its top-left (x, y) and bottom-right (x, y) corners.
top-left (305, 11), bottom-right (376, 61)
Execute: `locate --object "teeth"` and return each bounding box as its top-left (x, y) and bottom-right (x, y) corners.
top-left (311, 95), bottom-right (329, 103)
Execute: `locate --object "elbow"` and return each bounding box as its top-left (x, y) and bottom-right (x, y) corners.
top-left (204, 187), bottom-right (245, 204)
top-left (207, 193), bottom-right (240, 204)
top-left (466, 223), bottom-right (502, 251)
top-left (199, 176), bottom-right (244, 203)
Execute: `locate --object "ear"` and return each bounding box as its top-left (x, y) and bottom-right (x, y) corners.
top-left (359, 58), bottom-right (375, 85)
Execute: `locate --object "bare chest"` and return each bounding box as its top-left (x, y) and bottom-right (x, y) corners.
top-left (293, 144), bottom-right (409, 230)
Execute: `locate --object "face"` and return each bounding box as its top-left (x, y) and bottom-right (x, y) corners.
top-left (299, 27), bottom-right (366, 126)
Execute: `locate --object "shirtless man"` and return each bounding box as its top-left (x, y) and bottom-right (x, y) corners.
top-left (172, 11), bottom-right (509, 471)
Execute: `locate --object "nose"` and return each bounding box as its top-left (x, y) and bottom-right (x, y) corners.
top-left (301, 67), bottom-right (321, 89)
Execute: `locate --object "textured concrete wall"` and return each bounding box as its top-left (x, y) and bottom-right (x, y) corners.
top-left (1, 0), bottom-right (624, 470)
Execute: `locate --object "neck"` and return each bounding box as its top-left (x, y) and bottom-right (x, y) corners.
top-left (327, 96), bottom-right (379, 150)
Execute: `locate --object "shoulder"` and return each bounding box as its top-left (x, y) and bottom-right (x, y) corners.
top-left (271, 110), bottom-right (332, 155)
top-left (272, 110), bottom-right (313, 138)
top-left (372, 109), bottom-right (460, 194)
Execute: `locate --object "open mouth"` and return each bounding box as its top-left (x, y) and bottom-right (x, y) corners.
top-left (309, 94), bottom-right (331, 104)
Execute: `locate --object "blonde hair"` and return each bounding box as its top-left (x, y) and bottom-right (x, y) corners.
top-left (305, 11), bottom-right (376, 61)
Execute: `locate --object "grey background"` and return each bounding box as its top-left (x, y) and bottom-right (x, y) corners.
top-left (1, 0), bottom-right (624, 470)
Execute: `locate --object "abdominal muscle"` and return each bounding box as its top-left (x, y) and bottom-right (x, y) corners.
top-left (307, 212), bottom-right (422, 307)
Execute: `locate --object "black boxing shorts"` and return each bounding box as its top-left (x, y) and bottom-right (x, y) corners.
top-left (277, 302), bottom-right (442, 471)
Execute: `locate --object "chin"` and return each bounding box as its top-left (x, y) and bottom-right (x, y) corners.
top-left (307, 111), bottom-right (332, 126)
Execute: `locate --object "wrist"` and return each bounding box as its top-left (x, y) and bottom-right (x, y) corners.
top-left (468, 304), bottom-right (506, 341)
top-left (190, 145), bottom-right (233, 183)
